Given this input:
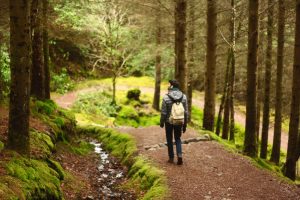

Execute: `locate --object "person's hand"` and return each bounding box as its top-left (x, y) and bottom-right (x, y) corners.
top-left (160, 122), bottom-right (164, 128)
top-left (182, 124), bottom-right (187, 133)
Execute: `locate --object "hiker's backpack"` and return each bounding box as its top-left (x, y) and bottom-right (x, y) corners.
top-left (168, 94), bottom-right (185, 125)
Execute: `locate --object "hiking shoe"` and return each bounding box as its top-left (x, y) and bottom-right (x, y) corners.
top-left (177, 157), bottom-right (183, 165)
top-left (167, 158), bottom-right (174, 163)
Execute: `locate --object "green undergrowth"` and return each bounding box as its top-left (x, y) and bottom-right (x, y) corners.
top-left (0, 100), bottom-right (78, 199)
top-left (31, 99), bottom-right (76, 141)
top-left (73, 89), bottom-right (160, 128)
top-left (77, 126), bottom-right (169, 200)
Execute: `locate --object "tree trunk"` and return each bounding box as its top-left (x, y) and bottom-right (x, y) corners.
top-left (153, 8), bottom-right (162, 111)
top-left (284, 0), bottom-right (300, 181)
top-left (187, 0), bottom-right (195, 122)
top-left (256, 18), bottom-right (265, 144)
top-left (174, 0), bottom-right (187, 94)
top-left (229, 0), bottom-right (236, 142)
top-left (244, 0), bottom-right (259, 157)
top-left (31, 0), bottom-right (45, 100)
top-left (215, 94), bottom-right (226, 136)
top-left (43, 0), bottom-right (50, 99)
top-left (112, 75), bottom-right (117, 104)
top-left (203, 0), bottom-right (217, 131)
top-left (221, 50), bottom-right (232, 140)
top-left (7, 0), bottom-right (32, 155)
top-left (229, 48), bottom-right (236, 141)
top-left (271, 0), bottom-right (285, 165)
top-left (260, 0), bottom-right (274, 159)
top-left (216, 50), bottom-right (230, 136)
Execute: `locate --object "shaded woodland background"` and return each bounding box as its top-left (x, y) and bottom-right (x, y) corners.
top-left (0, 0), bottom-right (300, 183)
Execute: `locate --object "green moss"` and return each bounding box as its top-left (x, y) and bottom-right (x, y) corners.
top-left (127, 89), bottom-right (141, 101)
top-left (0, 141), bottom-right (4, 152)
top-left (139, 115), bottom-right (160, 127)
top-left (4, 156), bottom-right (63, 199)
top-left (77, 126), bottom-right (168, 199)
top-left (118, 105), bottom-right (139, 120)
top-left (53, 117), bottom-right (65, 128)
top-left (33, 100), bottom-right (57, 115)
top-left (30, 130), bottom-right (55, 158)
top-left (70, 140), bottom-right (94, 156)
top-left (47, 159), bottom-right (65, 180)
top-left (128, 157), bottom-right (168, 200)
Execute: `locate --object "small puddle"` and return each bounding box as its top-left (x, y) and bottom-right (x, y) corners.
top-left (90, 141), bottom-right (134, 200)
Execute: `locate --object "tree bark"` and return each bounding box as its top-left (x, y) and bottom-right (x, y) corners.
top-left (174, 0), bottom-right (187, 94)
top-left (153, 8), bottom-right (162, 111)
top-left (221, 50), bottom-right (232, 140)
top-left (43, 0), bottom-right (50, 99)
top-left (7, 0), bottom-right (32, 155)
top-left (31, 0), bottom-right (45, 100)
top-left (229, 48), bottom-right (236, 141)
top-left (229, 0), bottom-right (236, 142)
top-left (244, 0), bottom-right (259, 157)
top-left (260, 0), bottom-right (274, 159)
top-left (216, 50), bottom-right (230, 136)
top-left (203, 0), bottom-right (217, 131)
top-left (271, 0), bottom-right (285, 165)
top-left (187, 0), bottom-right (195, 122)
top-left (284, 0), bottom-right (300, 181)
top-left (256, 16), bottom-right (265, 144)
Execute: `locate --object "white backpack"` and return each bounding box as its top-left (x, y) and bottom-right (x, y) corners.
top-left (168, 95), bottom-right (185, 125)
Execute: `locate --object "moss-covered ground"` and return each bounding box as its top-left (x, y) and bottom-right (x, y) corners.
top-left (72, 89), bottom-right (160, 128)
top-left (0, 100), bottom-right (77, 200)
top-left (77, 126), bottom-right (169, 199)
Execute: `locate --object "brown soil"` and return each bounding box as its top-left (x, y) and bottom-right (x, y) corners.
top-left (119, 126), bottom-right (300, 200)
top-left (55, 141), bottom-right (136, 200)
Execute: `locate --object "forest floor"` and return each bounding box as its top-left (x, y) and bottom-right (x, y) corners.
top-left (53, 83), bottom-right (300, 200)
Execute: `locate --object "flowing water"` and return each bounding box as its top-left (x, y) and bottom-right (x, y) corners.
top-left (89, 141), bottom-right (135, 200)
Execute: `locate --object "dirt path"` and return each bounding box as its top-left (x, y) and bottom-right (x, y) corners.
top-left (54, 84), bottom-right (288, 151)
top-left (117, 126), bottom-right (300, 200)
top-left (53, 84), bottom-right (300, 200)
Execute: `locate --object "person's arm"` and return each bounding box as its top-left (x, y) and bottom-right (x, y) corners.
top-left (183, 95), bottom-right (188, 132)
top-left (160, 97), bottom-right (167, 128)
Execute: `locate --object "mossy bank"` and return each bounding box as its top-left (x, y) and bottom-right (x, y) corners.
top-left (77, 126), bottom-right (169, 200)
top-left (0, 100), bottom-right (75, 200)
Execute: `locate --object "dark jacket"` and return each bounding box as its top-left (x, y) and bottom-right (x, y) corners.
top-left (160, 88), bottom-right (188, 125)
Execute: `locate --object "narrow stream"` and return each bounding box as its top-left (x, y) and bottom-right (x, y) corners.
top-left (90, 141), bottom-right (135, 200)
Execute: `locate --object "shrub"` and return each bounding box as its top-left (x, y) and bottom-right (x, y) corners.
top-left (51, 68), bottom-right (75, 94)
top-left (127, 89), bottom-right (141, 101)
top-left (0, 45), bottom-right (10, 99)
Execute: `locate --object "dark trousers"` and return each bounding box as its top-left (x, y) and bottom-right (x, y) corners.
top-left (165, 122), bottom-right (182, 158)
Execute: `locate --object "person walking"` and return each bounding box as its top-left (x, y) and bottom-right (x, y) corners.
top-left (160, 80), bottom-right (188, 165)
